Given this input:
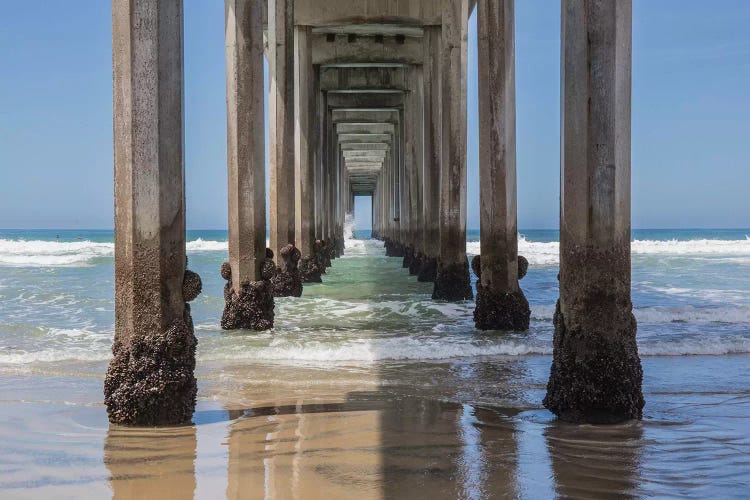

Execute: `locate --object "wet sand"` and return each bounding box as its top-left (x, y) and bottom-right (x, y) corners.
top-left (1, 354), bottom-right (749, 499)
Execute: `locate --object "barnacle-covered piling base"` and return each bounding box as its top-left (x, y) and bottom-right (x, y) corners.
top-left (432, 259), bottom-right (473, 301)
top-left (544, 246), bottom-right (644, 424)
top-left (104, 262), bottom-right (202, 426)
top-left (220, 252), bottom-right (276, 331)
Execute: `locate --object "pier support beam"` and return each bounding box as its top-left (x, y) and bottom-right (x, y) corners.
top-left (220, 0), bottom-right (275, 331)
top-left (433, 0), bottom-right (473, 301)
top-left (419, 26), bottom-right (441, 282)
top-left (106, 0), bottom-right (202, 426)
top-left (268, 0), bottom-right (301, 297)
top-left (406, 65), bottom-right (425, 276)
top-left (294, 26), bottom-right (322, 283)
top-left (544, 0), bottom-right (644, 423)
top-left (473, 0), bottom-right (529, 331)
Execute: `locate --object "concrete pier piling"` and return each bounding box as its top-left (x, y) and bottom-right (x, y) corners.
top-left (109, 0), bottom-right (643, 426)
top-left (294, 26), bottom-right (323, 283)
top-left (544, 0), bottom-right (644, 423)
top-left (268, 0), bottom-right (299, 298)
top-left (221, 0), bottom-right (275, 331)
top-left (106, 0), bottom-right (200, 426)
top-left (418, 26), bottom-right (442, 283)
top-left (473, 0), bottom-right (530, 331)
top-left (433, 0), bottom-right (473, 301)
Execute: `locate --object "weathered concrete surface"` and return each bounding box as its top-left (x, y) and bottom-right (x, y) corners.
top-left (405, 65), bottom-right (424, 275)
top-left (433, 0), bottom-right (472, 301)
top-left (226, 0), bottom-right (267, 289)
top-left (421, 26), bottom-right (441, 282)
top-left (312, 32), bottom-right (425, 66)
top-left (474, 0), bottom-right (529, 331)
top-left (294, 0), bottom-right (443, 26)
top-left (269, 0), bottom-right (296, 261)
top-left (223, 0), bottom-right (274, 334)
top-left (106, 0), bottom-right (199, 426)
top-left (544, 0), bottom-right (644, 424)
top-left (321, 66), bottom-right (406, 92)
top-left (294, 26), bottom-right (320, 282)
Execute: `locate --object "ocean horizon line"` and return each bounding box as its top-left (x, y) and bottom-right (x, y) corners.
top-left (1, 226), bottom-right (750, 233)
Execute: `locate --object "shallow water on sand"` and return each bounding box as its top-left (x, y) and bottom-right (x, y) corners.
top-left (1, 356), bottom-right (749, 498)
top-left (0, 228), bottom-right (750, 497)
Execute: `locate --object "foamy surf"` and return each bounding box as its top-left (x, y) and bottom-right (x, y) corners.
top-left (0, 239), bottom-right (114, 266)
top-left (468, 236), bottom-right (750, 265)
top-left (3, 318), bottom-right (750, 366)
top-left (3, 234), bottom-right (749, 267)
top-left (531, 304), bottom-right (750, 324)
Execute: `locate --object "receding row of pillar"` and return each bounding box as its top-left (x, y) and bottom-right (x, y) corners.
top-left (106, 0), bottom-right (642, 427)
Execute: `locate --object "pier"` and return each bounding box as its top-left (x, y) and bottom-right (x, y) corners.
top-left (106, 0), bottom-right (643, 426)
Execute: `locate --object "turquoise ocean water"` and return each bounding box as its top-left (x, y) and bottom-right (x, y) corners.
top-left (1, 227), bottom-right (749, 365)
top-left (2, 226), bottom-right (750, 496)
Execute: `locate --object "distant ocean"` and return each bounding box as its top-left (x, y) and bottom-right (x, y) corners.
top-left (1, 227), bottom-right (749, 366)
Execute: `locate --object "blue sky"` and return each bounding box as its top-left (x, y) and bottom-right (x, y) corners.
top-left (1, 1), bottom-right (748, 230)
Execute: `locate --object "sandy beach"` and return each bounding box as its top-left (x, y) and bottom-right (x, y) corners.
top-left (2, 353), bottom-right (749, 498)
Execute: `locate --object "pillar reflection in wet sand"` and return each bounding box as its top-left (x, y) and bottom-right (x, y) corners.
top-left (105, 426), bottom-right (197, 499)
top-left (226, 403), bottom-right (382, 498)
top-left (544, 422), bottom-right (643, 497)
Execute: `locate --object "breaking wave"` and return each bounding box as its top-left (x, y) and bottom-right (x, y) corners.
top-left (2, 235), bottom-right (749, 267)
top-left (0, 238), bottom-right (231, 267)
top-left (0, 240), bottom-right (114, 266)
top-left (3, 316), bottom-right (750, 366)
top-left (531, 304), bottom-right (750, 324)
top-left (467, 236), bottom-right (750, 266)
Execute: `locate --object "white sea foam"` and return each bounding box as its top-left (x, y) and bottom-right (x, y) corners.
top-left (3, 328), bottom-right (750, 365)
top-left (200, 336), bottom-right (552, 363)
top-left (2, 235), bottom-right (750, 267)
top-left (0, 238), bottom-right (232, 267)
top-left (639, 336), bottom-right (750, 356)
top-left (342, 214), bottom-right (384, 256)
top-left (0, 347), bottom-right (111, 364)
top-left (469, 236), bottom-right (750, 266)
top-left (530, 304), bottom-right (750, 324)
top-left (186, 238), bottom-right (228, 252)
top-left (0, 239), bottom-right (114, 266)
